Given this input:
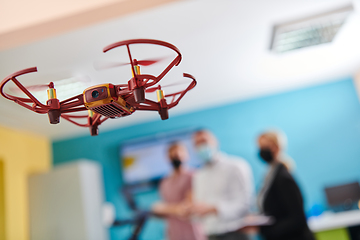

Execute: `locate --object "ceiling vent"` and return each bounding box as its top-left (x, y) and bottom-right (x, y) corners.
top-left (270, 5), bottom-right (354, 53)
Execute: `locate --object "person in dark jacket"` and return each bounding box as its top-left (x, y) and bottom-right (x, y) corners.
top-left (257, 130), bottom-right (315, 240)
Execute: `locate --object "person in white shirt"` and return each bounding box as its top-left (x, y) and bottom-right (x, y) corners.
top-left (189, 129), bottom-right (254, 240)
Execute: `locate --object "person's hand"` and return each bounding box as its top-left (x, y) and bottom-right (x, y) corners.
top-left (152, 201), bottom-right (192, 219)
top-left (189, 202), bottom-right (217, 217)
top-left (151, 202), bottom-right (169, 216)
top-left (240, 226), bottom-right (259, 234)
top-left (173, 202), bottom-right (192, 219)
top-left (239, 214), bottom-right (273, 234)
top-left (239, 226), bottom-right (259, 235)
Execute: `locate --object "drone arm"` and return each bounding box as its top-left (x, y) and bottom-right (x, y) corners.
top-left (12, 98), bottom-right (47, 114)
top-left (62, 114), bottom-right (90, 127)
top-left (135, 99), bottom-right (160, 111)
top-left (135, 74), bottom-right (158, 88)
top-left (100, 116), bottom-right (109, 124)
top-left (62, 114), bottom-right (88, 118)
top-left (60, 94), bottom-right (85, 110)
top-left (115, 87), bottom-right (132, 96)
top-left (61, 112), bottom-right (107, 127)
top-left (92, 113), bottom-right (102, 124)
top-left (61, 107), bottom-right (88, 114)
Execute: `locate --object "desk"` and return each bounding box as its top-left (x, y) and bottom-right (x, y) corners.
top-left (308, 210), bottom-right (360, 240)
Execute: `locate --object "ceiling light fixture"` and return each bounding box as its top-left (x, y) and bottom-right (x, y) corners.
top-left (270, 5), bottom-right (354, 53)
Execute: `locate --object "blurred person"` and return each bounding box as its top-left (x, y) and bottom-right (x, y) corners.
top-left (152, 142), bottom-right (206, 240)
top-left (255, 130), bottom-right (314, 240)
top-left (190, 129), bottom-right (254, 240)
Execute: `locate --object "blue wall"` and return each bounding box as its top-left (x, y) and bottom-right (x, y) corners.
top-left (53, 78), bottom-right (360, 240)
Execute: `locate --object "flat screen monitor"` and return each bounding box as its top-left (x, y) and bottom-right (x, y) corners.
top-left (325, 181), bottom-right (360, 209)
top-left (119, 129), bottom-right (202, 186)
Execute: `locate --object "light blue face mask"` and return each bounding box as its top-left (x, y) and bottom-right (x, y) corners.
top-left (196, 144), bottom-right (216, 164)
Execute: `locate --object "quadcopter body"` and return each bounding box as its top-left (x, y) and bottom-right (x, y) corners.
top-left (0, 39), bottom-right (196, 136)
top-left (83, 83), bottom-right (133, 118)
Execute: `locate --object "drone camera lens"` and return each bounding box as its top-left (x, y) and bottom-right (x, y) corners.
top-left (92, 90), bottom-right (100, 98)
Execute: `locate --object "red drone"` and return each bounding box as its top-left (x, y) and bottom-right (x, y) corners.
top-left (0, 39), bottom-right (196, 136)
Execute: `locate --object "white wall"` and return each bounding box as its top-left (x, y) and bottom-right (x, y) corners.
top-left (28, 160), bottom-right (108, 240)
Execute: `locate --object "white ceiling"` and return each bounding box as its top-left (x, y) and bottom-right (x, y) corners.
top-left (1, 0), bottom-right (360, 140)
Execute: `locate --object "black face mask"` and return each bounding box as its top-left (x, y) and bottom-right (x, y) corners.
top-left (170, 158), bottom-right (182, 170)
top-left (259, 148), bottom-right (274, 163)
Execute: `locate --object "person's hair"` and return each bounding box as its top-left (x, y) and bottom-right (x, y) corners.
top-left (167, 141), bottom-right (188, 158)
top-left (258, 129), bottom-right (295, 171)
top-left (168, 141), bottom-right (183, 153)
top-left (193, 129), bottom-right (218, 147)
top-left (258, 129), bottom-right (287, 151)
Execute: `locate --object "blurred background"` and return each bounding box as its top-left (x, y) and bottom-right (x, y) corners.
top-left (1, 0), bottom-right (360, 239)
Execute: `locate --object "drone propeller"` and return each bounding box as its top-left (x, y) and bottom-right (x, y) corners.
top-left (9, 83), bottom-right (55, 93)
top-left (20, 83), bottom-right (51, 91)
top-left (145, 81), bottom-right (189, 93)
top-left (94, 57), bottom-right (166, 70)
top-left (8, 75), bottom-right (90, 93)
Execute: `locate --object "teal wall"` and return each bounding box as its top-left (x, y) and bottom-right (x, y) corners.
top-left (53, 78), bottom-right (360, 240)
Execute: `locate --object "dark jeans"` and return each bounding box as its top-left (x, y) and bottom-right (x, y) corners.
top-left (208, 231), bottom-right (250, 240)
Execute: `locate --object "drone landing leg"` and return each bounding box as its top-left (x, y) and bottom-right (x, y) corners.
top-left (133, 87), bottom-right (145, 103)
top-left (48, 109), bottom-right (61, 124)
top-left (159, 108), bottom-right (168, 120)
top-left (157, 96), bottom-right (168, 120)
top-left (88, 113), bottom-right (100, 136)
top-left (90, 125), bottom-right (99, 136)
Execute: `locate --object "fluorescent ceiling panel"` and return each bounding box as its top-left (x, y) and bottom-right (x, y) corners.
top-left (271, 5), bottom-right (354, 53)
